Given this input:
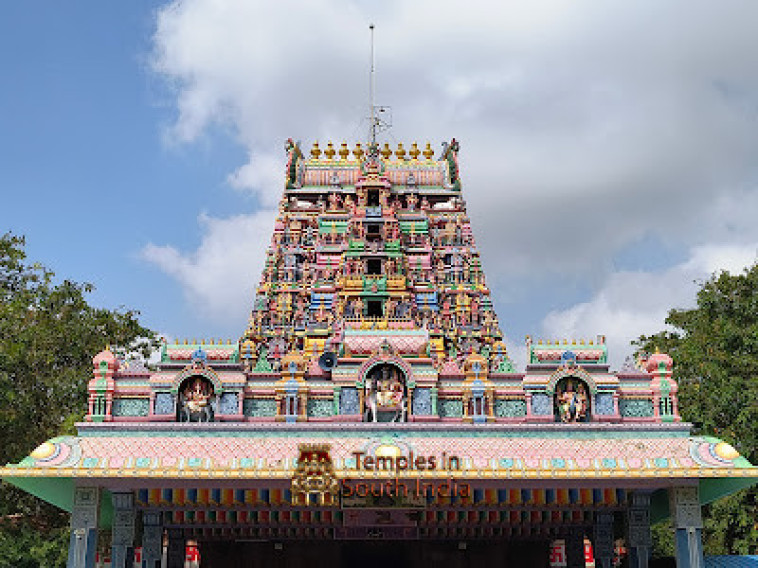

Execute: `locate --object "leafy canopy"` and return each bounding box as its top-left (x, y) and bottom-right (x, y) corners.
top-left (0, 233), bottom-right (158, 565)
top-left (637, 263), bottom-right (758, 555)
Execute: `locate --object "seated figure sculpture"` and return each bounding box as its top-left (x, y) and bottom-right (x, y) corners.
top-left (179, 377), bottom-right (214, 422)
top-left (556, 379), bottom-right (588, 423)
top-left (364, 365), bottom-right (406, 422)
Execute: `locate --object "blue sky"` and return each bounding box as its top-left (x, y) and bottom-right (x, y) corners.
top-left (1, 2), bottom-right (250, 335)
top-left (2, 1), bottom-right (758, 368)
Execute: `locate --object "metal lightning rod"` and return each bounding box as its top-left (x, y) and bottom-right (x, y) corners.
top-left (369, 24), bottom-right (376, 148)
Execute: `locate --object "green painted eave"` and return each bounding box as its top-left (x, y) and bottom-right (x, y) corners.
top-left (2, 476), bottom-right (114, 528)
top-left (650, 476), bottom-right (758, 523)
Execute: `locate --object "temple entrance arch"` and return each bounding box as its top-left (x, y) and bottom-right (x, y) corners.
top-left (177, 376), bottom-right (215, 422)
top-left (554, 377), bottom-right (590, 423)
top-left (364, 363), bottom-right (408, 423)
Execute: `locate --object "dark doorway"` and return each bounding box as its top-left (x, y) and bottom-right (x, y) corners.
top-left (368, 190), bottom-right (380, 206)
top-left (198, 538), bottom-right (551, 567)
top-left (367, 258), bottom-right (382, 274)
top-left (367, 299), bottom-right (383, 317)
top-left (342, 541), bottom-right (410, 568)
top-left (367, 223), bottom-right (382, 240)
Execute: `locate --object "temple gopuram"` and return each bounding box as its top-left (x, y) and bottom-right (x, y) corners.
top-left (2, 139), bottom-right (756, 568)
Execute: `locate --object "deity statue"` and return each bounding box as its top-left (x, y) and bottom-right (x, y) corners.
top-left (179, 377), bottom-right (214, 422)
top-left (364, 366), bottom-right (406, 422)
top-left (557, 380), bottom-right (588, 423)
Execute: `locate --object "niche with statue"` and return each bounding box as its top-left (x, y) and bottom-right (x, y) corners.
top-left (177, 376), bottom-right (216, 422)
top-left (554, 377), bottom-right (590, 423)
top-left (364, 364), bottom-right (407, 423)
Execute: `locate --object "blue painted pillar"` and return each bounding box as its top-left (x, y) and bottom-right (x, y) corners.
top-left (593, 512), bottom-right (615, 568)
top-left (110, 492), bottom-right (136, 568)
top-left (669, 487), bottom-right (704, 568)
top-left (141, 511), bottom-right (163, 568)
top-left (67, 486), bottom-right (100, 568)
top-left (627, 492), bottom-right (652, 568)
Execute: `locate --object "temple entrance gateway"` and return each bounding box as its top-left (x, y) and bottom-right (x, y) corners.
top-left (2, 139), bottom-right (756, 568)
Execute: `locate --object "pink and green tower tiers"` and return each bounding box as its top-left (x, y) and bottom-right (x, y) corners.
top-left (241, 139), bottom-right (510, 375)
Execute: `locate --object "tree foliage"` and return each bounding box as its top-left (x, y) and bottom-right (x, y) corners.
top-left (0, 233), bottom-right (158, 565)
top-left (636, 263), bottom-right (758, 555)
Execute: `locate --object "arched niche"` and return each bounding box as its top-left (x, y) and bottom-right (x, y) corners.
top-left (554, 377), bottom-right (591, 423)
top-left (177, 375), bottom-right (216, 423)
top-left (363, 363), bottom-right (408, 423)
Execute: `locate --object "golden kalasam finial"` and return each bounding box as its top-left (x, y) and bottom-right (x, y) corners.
top-left (311, 141), bottom-right (322, 159)
top-left (380, 143), bottom-right (392, 159)
top-left (339, 142), bottom-right (350, 160)
top-left (423, 142), bottom-right (434, 160)
top-left (353, 143), bottom-right (364, 160)
top-left (395, 143), bottom-right (406, 159)
top-left (325, 142), bottom-right (336, 160)
top-left (409, 143), bottom-right (420, 160)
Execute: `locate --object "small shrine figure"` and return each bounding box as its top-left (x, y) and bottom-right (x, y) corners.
top-left (179, 377), bottom-right (214, 422)
top-left (328, 192), bottom-right (341, 211)
top-left (406, 193), bottom-right (418, 211)
top-left (385, 297), bottom-right (397, 318)
top-left (420, 196), bottom-right (430, 211)
top-left (557, 380), bottom-right (588, 423)
top-left (353, 297), bottom-right (365, 318)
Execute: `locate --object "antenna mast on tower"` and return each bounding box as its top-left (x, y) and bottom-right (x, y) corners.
top-left (367, 24), bottom-right (391, 149)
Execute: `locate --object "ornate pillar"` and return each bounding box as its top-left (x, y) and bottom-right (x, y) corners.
top-left (593, 512), bottom-right (615, 568)
top-left (166, 527), bottom-right (185, 568)
top-left (110, 491), bottom-right (135, 568)
top-left (565, 528), bottom-right (586, 568)
top-left (67, 486), bottom-right (100, 568)
top-left (627, 492), bottom-right (652, 568)
top-left (141, 511), bottom-right (163, 568)
top-left (669, 487), bottom-right (704, 568)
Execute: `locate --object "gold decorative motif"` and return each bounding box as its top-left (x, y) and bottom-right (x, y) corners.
top-left (291, 444), bottom-right (339, 506)
top-left (423, 142), bottom-right (434, 160)
top-left (395, 143), bottom-right (406, 159)
top-left (409, 142), bottom-right (420, 160)
top-left (310, 142), bottom-right (322, 159)
top-left (353, 143), bottom-right (364, 160)
top-left (380, 143), bottom-right (392, 159)
top-left (325, 142), bottom-right (336, 160)
top-left (339, 142), bottom-right (350, 160)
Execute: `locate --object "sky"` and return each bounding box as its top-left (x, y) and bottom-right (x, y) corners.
top-left (2, 1), bottom-right (757, 369)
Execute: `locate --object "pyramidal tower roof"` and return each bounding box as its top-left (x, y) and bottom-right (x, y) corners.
top-left (240, 138), bottom-right (513, 373)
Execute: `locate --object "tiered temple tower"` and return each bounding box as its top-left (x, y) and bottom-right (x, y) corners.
top-left (237, 138), bottom-right (513, 424)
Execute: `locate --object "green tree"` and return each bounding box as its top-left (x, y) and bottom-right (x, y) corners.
top-left (0, 233), bottom-right (158, 566)
top-left (637, 264), bottom-right (758, 555)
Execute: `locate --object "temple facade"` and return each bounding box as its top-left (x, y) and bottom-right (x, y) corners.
top-left (2, 139), bottom-right (756, 568)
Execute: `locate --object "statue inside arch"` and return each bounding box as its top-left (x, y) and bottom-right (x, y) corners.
top-left (364, 364), bottom-right (406, 423)
top-left (555, 378), bottom-right (589, 423)
top-left (178, 376), bottom-right (215, 422)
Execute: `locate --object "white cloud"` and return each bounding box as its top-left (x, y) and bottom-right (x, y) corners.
top-left (145, 0), bottom-right (758, 345)
top-left (541, 243), bottom-right (758, 369)
top-left (141, 210), bottom-right (275, 324)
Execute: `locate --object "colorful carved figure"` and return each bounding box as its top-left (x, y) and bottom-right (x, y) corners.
top-left (556, 379), bottom-right (588, 423)
top-left (179, 377), bottom-right (214, 422)
top-left (365, 365), bottom-right (406, 422)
